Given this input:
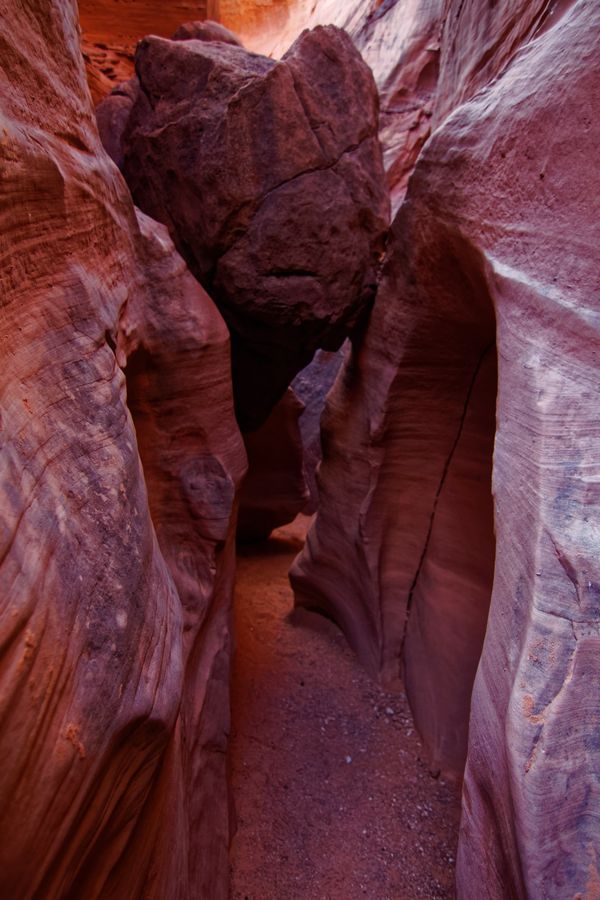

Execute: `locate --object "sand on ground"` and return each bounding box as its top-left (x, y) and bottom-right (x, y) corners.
top-left (229, 515), bottom-right (460, 900)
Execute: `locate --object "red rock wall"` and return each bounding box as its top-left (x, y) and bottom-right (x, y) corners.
top-left (237, 389), bottom-right (309, 542)
top-left (78, 1), bottom-right (222, 101)
top-left (291, 208), bottom-right (498, 775)
top-left (78, 0), bottom-right (212, 47)
top-left (293, 0), bottom-right (600, 893)
top-left (0, 2), bottom-right (245, 895)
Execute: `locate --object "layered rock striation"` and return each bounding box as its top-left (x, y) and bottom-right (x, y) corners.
top-left (292, 0), bottom-right (600, 895)
top-left (0, 1), bottom-right (245, 896)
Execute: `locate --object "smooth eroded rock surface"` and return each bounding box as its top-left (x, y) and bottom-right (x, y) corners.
top-left (0, 2), bottom-right (245, 896)
top-left (290, 198), bottom-right (497, 776)
top-left (120, 25), bottom-right (389, 427)
top-left (292, 0), bottom-right (599, 895)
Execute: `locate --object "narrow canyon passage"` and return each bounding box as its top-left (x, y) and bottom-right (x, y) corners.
top-left (229, 516), bottom-right (460, 899)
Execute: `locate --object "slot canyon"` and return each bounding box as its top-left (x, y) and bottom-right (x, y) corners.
top-left (0, 0), bottom-right (598, 898)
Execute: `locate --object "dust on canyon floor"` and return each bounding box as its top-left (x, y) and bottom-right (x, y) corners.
top-left (230, 515), bottom-right (460, 900)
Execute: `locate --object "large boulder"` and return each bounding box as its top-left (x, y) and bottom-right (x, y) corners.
top-left (0, 2), bottom-right (245, 896)
top-left (120, 25), bottom-right (389, 428)
top-left (291, 0), bottom-right (600, 895)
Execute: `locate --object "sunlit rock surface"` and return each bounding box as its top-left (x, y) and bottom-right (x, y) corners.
top-left (172, 19), bottom-right (243, 45)
top-left (120, 25), bottom-right (389, 428)
top-left (0, 2), bottom-right (245, 896)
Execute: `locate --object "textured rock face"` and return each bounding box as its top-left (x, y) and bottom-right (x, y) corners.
top-left (0, 2), bottom-right (244, 896)
top-left (237, 389), bottom-right (308, 542)
top-left (96, 78), bottom-right (139, 170)
top-left (291, 190), bottom-right (497, 776)
top-left (78, 0), bottom-right (213, 46)
top-left (239, 0), bottom-right (561, 210)
top-left (119, 210), bottom-right (246, 900)
top-left (293, 0), bottom-right (600, 894)
top-left (78, 0), bottom-right (217, 101)
top-left (243, 0), bottom-right (444, 210)
top-left (172, 19), bottom-right (242, 44)
top-left (120, 26), bottom-right (389, 428)
top-left (291, 345), bottom-right (348, 514)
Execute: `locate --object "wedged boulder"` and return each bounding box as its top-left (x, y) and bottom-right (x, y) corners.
top-left (172, 19), bottom-right (243, 45)
top-left (292, 0), bottom-right (600, 894)
top-left (95, 19), bottom-right (241, 169)
top-left (237, 389), bottom-right (308, 542)
top-left (0, 2), bottom-right (244, 896)
top-left (246, 0), bottom-right (445, 210)
top-left (120, 25), bottom-right (389, 428)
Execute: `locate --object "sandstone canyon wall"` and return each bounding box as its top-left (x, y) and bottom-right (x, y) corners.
top-left (0, 1), bottom-right (246, 896)
top-left (292, 0), bottom-right (600, 895)
top-left (292, 345), bottom-right (348, 514)
top-left (2, 0), bottom-right (598, 897)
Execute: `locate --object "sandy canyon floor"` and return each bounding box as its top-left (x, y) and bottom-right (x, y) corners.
top-left (230, 516), bottom-right (460, 899)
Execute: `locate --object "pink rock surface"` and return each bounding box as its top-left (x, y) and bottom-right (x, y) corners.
top-left (120, 25), bottom-right (389, 427)
top-left (290, 196), bottom-right (498, 776)
top-left (0, 2), bottom-right (245, 895)
top-left (237, 389), bottom-right (308, 542)
top-left (293, 0), bottom-right (599, 893)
